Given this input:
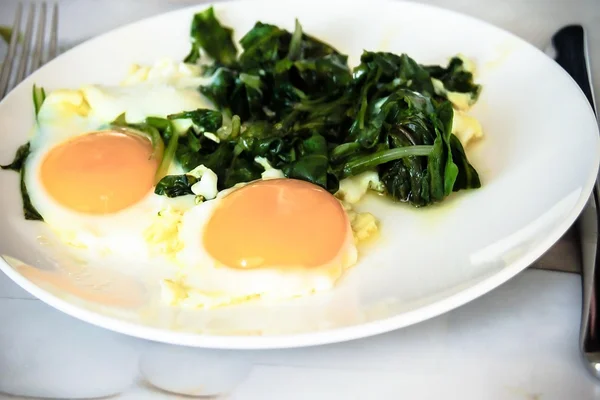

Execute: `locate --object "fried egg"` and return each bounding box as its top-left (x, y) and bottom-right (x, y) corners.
top-left (23, 61), bottom-right (212, 258)
top-left (159, 178), bottom-right (383, 308)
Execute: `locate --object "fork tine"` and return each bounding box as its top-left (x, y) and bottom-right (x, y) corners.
top-left (31, 2), bottom-right (47, 71)
top-left (0, 2), bottom-right (23, 98)
top-left (14, 3), bottom-right (37, 85)
top-left (47, 3), bottom-right (59, 61)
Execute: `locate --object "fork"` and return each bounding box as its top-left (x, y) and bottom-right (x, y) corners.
top-left (0, 2), bottom-right (59, 100)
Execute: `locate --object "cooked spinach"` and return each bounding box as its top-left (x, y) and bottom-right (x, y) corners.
top-left (18, 166), bottom-right (42, 220)
top-left (192, 16), bottom-right (351, 122)
top-left (1, 143), bottom-right (43, 221)
top-left (155, 174), bottom-right (198, 198)
top-left (1, 143), bottom-right (30, 172)
top-left (1, 8), bottom-right (485, 224)
top-left (32, 85), bottom-right (46, 117)
top-left (425, 56), bottom-right (481, 95)
top-left (281, 133), bottom-right (335, 191)
top-left (425, 56), bottom-right (482, 108)
top-left (184, 6), bottom-right (237, 65)
top-left (171, 9), bottom-right (484, 206)
top-left (2, 83), bottom-right (47, 220)
top-left (168, 109), bottom-right (223, 132)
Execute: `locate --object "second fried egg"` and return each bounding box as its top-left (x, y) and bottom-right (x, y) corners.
top-left (165, 178), bottom-right (359, 307)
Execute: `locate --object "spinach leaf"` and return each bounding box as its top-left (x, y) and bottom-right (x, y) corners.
top-left (282, 133), bottom-right (332, 191)
top-left (236, 18), bottom-right (341, 69)
top-left (1, 143), bottom-right (30, 171)
top-left (425, 56), bottom-right (481, 95)
top-left (1, 143), bottom-right (43, 221)
top-left (19, 167), bottom-right (42, 220)
top-left (157, 122), bottom-right (179, 184)
top-left (199, 68), bottom-right (238, 117)
top-left (287, 19), bottom-right (303, 61)
top-left (184, 6), bottom-right (237, 65)
top-left (449, 133), bottom-right (481, 191)
top-left (168, 109), bottom-right (223, 133)
top-left (196, 143), bottom-right (235, 186)
top-left (351, 52), bottom-right (435, 101)
top-left (289, 53), bottom-right (352, 96)
top-left (224, 156), bottom-right (262, 188)
top-left (331, 89), bottom-right (467, 207)
top-left (155, 175), bottom-right (198, 197)
top-left (197, 16), bottom-right (351, 122)
top-left (373, 92), bottom-right (472, 206)
top-left (200, 68), bottom-right (267, 121)
top-left (33, 85), bottom-right (46, 117)
top-left (347, 52), bottom-right (436, 147)
top-left (238, 22), bottom-right (289, 70)
top-left (165, 110), bottom-right (226, 174)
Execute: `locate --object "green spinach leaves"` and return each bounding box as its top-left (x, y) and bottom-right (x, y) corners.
top-left (171, 8), bottom-right (483, 207)
top-left (1, 143), bottom-right (43, 221)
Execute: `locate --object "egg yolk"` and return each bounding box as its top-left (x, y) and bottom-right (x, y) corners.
top-left (203, 179), bottom-right (349, 269)
top-left (40, 131), bottom-right (158, 214)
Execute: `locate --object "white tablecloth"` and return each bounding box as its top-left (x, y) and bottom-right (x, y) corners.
top-left (1, 1), bottom-right (599, 399)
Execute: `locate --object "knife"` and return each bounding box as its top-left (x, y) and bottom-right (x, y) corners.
top-left (549, 24), bottom-right (600, 379)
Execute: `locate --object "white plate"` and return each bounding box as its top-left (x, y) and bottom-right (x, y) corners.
top-left (0, 0), bottom-right (598, 349)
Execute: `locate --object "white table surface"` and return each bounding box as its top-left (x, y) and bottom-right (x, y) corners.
top-left (1, 0), bottom-right (599, 399)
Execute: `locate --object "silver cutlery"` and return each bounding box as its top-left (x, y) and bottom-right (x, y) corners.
top-left (0, 1), bottom-right (59, 100)
top-left (547, 24), bottom-right (600, 379)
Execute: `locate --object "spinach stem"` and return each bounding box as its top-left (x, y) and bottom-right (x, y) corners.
top-left (331, 142), bottom-right (360, 161)
top-left (155, 124), bottom-right (178, 184)
top-left (32, 85), bottom-right (46, 117)
top-left (342, 145), bottom-right (433, 177)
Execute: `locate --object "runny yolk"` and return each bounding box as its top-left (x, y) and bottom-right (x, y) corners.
top-left (203, 179), bottom-right (348, 269)
top-left (40, 130), bottom-right (158, 214)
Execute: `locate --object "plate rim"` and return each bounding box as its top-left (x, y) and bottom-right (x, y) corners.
top-left (0, 0), bottom-right (598, 349)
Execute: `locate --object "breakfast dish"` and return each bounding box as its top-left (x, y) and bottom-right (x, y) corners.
top-left (0, 0), bottom-right (597, 348)
top-left (2, 7), bottom-right (484, 309)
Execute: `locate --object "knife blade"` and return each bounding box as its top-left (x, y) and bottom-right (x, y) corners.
top-left (549, 24), bottom-right (600, 379)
